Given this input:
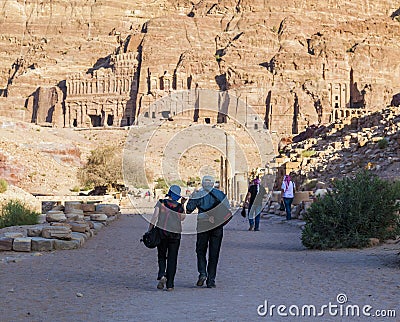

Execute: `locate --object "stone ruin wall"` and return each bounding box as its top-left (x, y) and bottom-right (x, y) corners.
top-left (65, 52), bottom-right (139, 127)
top-left (0, 0), bottom-right (399, 135)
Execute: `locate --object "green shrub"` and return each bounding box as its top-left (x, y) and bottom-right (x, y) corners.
top-left (0, 200), bottom-right (40, 228)
top-left (154, 178), bottom-right (168, 193)
top-left (302, 170), bottom-right (400, 249)
top-left (70, 186), bottom-right (80, 192)
top-left (377, 138), bottom-right (388, 149)
top-left (0, 179), bottom-right (8, 193)
top-left (78, 146), bottom-right (122, 189)
top-left (301, 150), bottom-right (317, 158)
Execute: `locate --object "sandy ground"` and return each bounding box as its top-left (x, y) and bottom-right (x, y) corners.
top-left (0, 206), bottom-right (399, 322)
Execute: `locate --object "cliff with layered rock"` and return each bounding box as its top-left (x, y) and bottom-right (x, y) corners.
top-left (0, 0), bottom-right (399, 137)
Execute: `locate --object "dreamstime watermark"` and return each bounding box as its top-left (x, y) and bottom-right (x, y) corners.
top-left (257, 293), bottom-right (397, 318)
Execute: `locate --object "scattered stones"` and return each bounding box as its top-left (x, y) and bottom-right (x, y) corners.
top-left (276, 106), bottom-right (400, 187)
top-left (0, 202), bottom-right (121, 253)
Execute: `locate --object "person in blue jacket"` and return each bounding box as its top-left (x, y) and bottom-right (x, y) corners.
top-left (186, 175), bottom-right (230, 288)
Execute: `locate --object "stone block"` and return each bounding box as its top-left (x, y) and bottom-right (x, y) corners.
top-left (27, 227), bottom-right (43, 237)
top-left (51, 222), bottom-right (72, 228)
top-left (64, 201), bottom-right (83, 213)
top-left (81, 204), bottom-right (96, 212)
top-left (95, 204), bottom-right (120, 216)
top-left (71, 232), bottom-right (87, 246)
top-left (92, 222), bottom-right (104, 232)
top-left (13, 237), bottom-right (32, 252)
top-left (66, 209), bottom-right (84, 216)
top-left (107, 215), bottom-right (118, 223)
top-left (0, 237), bottom-right (13, 251)
top-left (65, 213), bottom-right (82, 221)
top-left (31, 237), bottom-right (54, 251)
top-left (90, 213), bottom-right (108, 221)
top-left (46, 211), bottom-right (67, 222)
top-left (41, 226), bottom-right (72, 240)
top-left (53, 239), bottom-right (80, 250)
top-left (293, 191), bottom-right (312, 205)
top-left (4, 232), bottom-right (24, 239)
top-left (70, 222), bottom-right (88, 233)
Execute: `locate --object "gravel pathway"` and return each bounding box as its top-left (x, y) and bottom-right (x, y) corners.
top-left (0, 209), bottom-right (399, 322)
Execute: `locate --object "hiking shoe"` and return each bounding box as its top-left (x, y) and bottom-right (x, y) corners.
top-left (196, 276), bottom-right (207, 287)
top-left (248, 225), bottom-right (254, 231)
top-left (206, 282), bottom-right (216, 288)
top-left (166, 287), bottom-right (174, 292)
top-left (157, 276), bottom-right (166, 290)
top-left (254, 228), bottom-right (259, 231)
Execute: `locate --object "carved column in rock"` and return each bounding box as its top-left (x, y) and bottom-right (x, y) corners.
top-left (77, 105), bottom-right (82, 127)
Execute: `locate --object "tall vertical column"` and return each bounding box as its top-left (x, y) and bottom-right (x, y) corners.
top-left (226, 134), bottom-right (236, 201)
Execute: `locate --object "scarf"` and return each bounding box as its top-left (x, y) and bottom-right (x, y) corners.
top-left (284, 175), bottom-right (291, 192)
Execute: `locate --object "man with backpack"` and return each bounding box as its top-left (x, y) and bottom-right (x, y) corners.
top-left (186, 175), bottom-right (231, 289)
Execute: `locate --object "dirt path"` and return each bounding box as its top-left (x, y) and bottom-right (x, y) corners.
top-left (0, 209), bottom-right (399, 322)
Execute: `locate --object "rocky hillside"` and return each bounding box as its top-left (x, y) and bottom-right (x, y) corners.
top-left (276, 105), bottom-right (400, 188)
top-left (0, 0), bottom-right (399, 136)
top-left (0, 118), bottom-right (128, 195)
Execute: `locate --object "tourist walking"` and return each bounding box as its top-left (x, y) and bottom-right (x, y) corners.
top-left (148, 185), bottom-right (186, 291)
top-left (244, 178), bottom-right (266, 231)
top-left (281, 174), bottom-right (296, 220)
top-left (186, 175), bottom-right (230, 288)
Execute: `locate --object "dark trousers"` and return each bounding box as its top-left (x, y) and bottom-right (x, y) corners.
top-left (157, 237), bottom-right (180, 288)
top-left (196, 227), bottom-right (223, 284)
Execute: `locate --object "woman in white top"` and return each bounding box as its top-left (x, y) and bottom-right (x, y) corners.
top-left (281, 175), bottom-right (295, 220)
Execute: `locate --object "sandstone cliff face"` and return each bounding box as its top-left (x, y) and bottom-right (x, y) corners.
top-left (0, 0), bottom-right (399, 136)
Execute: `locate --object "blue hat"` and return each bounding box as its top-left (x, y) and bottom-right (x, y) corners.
top-left (167, 185), bottom-right (181, 201)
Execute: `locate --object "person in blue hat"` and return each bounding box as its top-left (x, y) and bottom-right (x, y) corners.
top-left (148, 184), bottom-right (186, 291)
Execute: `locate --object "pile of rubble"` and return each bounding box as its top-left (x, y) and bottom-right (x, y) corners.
top-left (0, 201), bottom-right (120, 252)
top-left (275, 106), bottom-right (400, 187)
